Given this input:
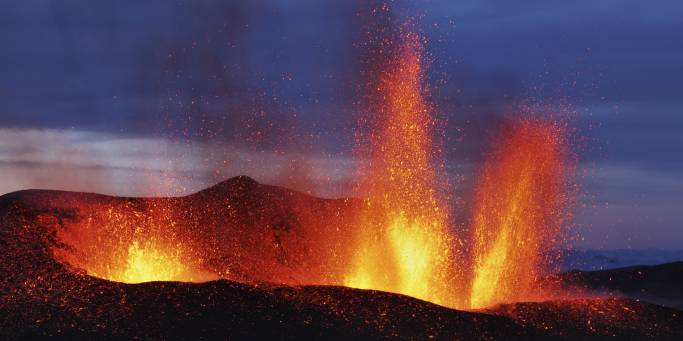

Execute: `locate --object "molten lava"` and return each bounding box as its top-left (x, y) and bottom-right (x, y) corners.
top-left (104, 239), bottom-right (192, 283)
top-left (469, 119), bottom-right (570, 309)
top-left (343, 30), bottom-right (463, 308)
top-left (53, 201), bottom-right (217, 284)
top-left (342, 27), bottom-right (572, 310)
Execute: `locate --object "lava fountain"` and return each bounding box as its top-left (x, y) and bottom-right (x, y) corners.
top-left (53, 201), bottom-right (217, 284)
top-left (342, 25), bottom-right (573, 310)
top-left (469, 119), bottom-right (572, 309)
top-left (343, 29), bottom-right (464, 308)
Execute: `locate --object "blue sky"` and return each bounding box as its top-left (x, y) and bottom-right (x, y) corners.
top-left (1, 0), bottom-right (682, 248)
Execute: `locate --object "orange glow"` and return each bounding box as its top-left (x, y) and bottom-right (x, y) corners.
top-left (53, 202), bottom-right (217, 283)
top-left (344, 30), bottom-right (464, 308)
top-left (47, 25), bottom-right (574, 311)
top-left (99, 239), bottom-right (199, 284)
top-left (469, 119), bottom-right (570, 309)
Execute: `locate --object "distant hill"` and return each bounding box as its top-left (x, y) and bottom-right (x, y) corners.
top-left (558, 249), bottom-right (683, 271)
top-left (553, 262), bottom-right (683, 310)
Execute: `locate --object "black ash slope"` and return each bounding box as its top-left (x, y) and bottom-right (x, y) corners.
top-left (0, 177), bottom-right (681, 340)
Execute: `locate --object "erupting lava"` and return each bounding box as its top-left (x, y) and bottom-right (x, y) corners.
top-left (110, 239), bottom-right (189, 284)
top-left (343, 28), bottom-right (573, 310)
top-left (53, 202), bottom-right (217, 284)
top-left (48, 25), bottom-right (574, 311)
top-left (469, 120), bottom-right (571, 309)
top-left (343, 30), bottom-right (463, 308)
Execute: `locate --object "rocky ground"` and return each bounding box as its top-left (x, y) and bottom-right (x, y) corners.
top-left (1, 178), bottom-right (681, 340)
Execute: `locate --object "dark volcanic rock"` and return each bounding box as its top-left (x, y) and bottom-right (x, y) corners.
top-left (488, 299), bottom-right (682, 341)
top-left (1, 177), bottom-right (682, 340)
top-left (552, 262), bottom-right (683, 310)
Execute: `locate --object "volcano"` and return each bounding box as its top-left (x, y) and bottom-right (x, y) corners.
top-left (2, 14), bottom-right (681, 341)
top-left (1, 177), bottom-right (681, 340)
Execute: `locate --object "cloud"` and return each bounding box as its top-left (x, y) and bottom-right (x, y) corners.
top-left (0, 128), bottom-right (358, 198)
top-left (575, 162), bottom-right (683, 249)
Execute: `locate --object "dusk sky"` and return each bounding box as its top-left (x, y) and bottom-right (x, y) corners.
top-left (1, 0), bottom-right (682, 249)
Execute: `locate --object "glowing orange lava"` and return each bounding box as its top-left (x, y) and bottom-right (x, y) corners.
top-left (469, 119), bottom-right (570, 309)
top-left (342, 27), bottom-right (572, 310)
top-left (343, 30), bottom-right (464, 308)
top-left (53, 202), bottom-right (217, 283)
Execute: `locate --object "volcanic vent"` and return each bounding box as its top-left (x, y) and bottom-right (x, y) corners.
top-left (47, 176), bottom-right (362, 287)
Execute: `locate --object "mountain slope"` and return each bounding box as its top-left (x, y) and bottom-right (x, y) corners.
top-left (1, 177), bottom-right (681, 340)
